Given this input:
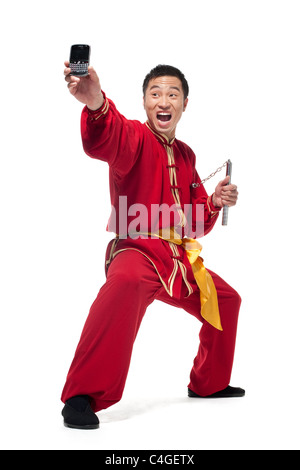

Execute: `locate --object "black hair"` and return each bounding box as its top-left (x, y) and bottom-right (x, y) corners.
top-left (143, 64), bottom-right (189, 100)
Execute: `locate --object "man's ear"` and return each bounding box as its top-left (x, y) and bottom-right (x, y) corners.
top-left (183, 98), bottom-right (188, 112)
top-left (143, 95), bottom-right (145, 109)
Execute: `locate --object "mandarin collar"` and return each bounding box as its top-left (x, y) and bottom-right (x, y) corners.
top-left (145, 121), bottom-right (176, 147)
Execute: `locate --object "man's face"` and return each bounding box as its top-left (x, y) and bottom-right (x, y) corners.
top-left (143, 76), bottom-right (188, 139)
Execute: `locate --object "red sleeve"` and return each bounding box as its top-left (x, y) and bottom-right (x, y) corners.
top-left (80, 92), bottom-right (144, 177)
top-left (187, 148), bottom-right (221, 238)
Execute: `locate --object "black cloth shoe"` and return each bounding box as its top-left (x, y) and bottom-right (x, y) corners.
top-left (188, 385), bottom-right (245, 398)
top-left (62, 395), bottom-right (100, 429)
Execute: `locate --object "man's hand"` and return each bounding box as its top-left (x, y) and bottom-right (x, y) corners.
top-left (64, 61), bottom-right (104, 111)
top-left (212, 175), bottom-right (239, 208)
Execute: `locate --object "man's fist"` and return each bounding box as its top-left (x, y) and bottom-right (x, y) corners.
top-left (212, 175), bottom-right (239, 208)
top-left (64, 61), bottom-right (104, 111)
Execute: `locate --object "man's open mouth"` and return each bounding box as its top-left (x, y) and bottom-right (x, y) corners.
top-left (157, 113), bottom-right (172, 122)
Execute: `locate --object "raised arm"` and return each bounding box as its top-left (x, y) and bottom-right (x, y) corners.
top-left (64, 61), bottom-right (143, 175)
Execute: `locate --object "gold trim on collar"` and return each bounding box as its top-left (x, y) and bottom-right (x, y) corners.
top-left (145, 121), bottom-right (176, 146)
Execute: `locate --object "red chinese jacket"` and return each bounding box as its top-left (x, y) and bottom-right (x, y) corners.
top-left (81, 92), bottom-right (221, 299)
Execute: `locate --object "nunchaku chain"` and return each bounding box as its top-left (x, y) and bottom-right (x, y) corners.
top-left (191, 159), bottom-right (232, 225)
top-left (191, 160), bottom-right (229, 188)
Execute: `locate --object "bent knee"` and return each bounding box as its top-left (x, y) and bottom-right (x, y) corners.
top-left (232, 288), bottom-right (242, 307)
top-left (226, 287), bottom-right (242, 316)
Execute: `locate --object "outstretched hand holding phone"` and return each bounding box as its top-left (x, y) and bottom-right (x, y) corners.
top-left (64, 61), bottom-right (104, 111)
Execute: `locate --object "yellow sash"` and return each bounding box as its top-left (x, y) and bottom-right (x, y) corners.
top-left (151, 228), bottom-right (223, 331)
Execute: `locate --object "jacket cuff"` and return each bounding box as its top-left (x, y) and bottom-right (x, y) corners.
top-left (207, 194), bottom-right (222, 217)
top-left (86, 91), bottom-right (109, 121)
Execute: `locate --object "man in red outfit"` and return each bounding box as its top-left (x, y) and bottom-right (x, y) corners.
top-left (61, 62), bottom-right (244, 430)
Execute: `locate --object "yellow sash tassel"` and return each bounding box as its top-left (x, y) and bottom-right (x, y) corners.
top-left (154, 228), bottom-right (223, 331)
top-left (181, 238), bottom-right (222, 331)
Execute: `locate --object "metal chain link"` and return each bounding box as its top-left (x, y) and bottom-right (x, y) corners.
top-left (191, 160), bottom-right (229, 188)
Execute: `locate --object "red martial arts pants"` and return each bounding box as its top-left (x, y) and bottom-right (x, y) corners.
top-left (61, 250), bottom-right (241, 412)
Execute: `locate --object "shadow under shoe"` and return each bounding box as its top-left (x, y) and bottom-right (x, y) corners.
top-left (62, 395), bottom-right (100, 430)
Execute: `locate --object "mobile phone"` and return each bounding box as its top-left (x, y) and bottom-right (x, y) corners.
top-left (222, 159), bottom-right (232, 226)
top-left (69, 44), bottom-right (90, 77)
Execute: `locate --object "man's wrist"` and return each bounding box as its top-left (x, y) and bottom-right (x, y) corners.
top-left (86, 92), bottom-right (109, 121)
top-left (87, 92), bottom-right (104, 111)
top-left (211, 192), bottom-right (221, 208)
top-left (209, 193), bottom-right (222, 213)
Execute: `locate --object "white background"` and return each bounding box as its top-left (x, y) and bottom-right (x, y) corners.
top-left (1, 0), bottom-right (300, 450)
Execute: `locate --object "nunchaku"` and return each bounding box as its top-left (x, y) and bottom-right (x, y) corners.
top-left (222, 159), bottom-right (232, 226)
